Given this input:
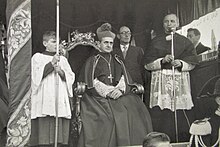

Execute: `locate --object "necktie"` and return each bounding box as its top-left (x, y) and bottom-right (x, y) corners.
top-left (122, 45), bottom-right (127, 58)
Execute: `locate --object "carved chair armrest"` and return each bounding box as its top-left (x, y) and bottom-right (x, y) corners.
top-left (129, 83), bottom-right (145, 94)
top-left (74, 81), bottom-right (86, 115)
top-left (73, 82), bottom-right (87, 134)
top-left (74, 82), bottom-right (87, 96)
top-left (129, 83), bottom-right (145, 101)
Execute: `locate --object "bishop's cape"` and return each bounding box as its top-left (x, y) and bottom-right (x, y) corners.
top-left (78, 53), bottom-right (153, 147)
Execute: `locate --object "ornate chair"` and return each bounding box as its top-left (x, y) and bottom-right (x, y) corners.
top-left (62, 31), bottom-right (145, 146)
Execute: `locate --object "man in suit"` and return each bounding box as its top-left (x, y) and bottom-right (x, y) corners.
top-left (187, 28), bottom-right (211, 55)
top-left (113, 26), bottom-right (144, 85)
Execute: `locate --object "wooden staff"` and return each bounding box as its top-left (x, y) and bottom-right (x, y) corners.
top-left (55, 0), bottom-right (60, 146)
top-left (171, 31), bottom-right (178, 142)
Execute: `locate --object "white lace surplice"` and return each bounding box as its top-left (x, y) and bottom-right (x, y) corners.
top-left (94, 76), bottom-right (126, 97)
top-left (145, 58), bottom-right (195, 111)
top-left (31, 53), bottom-right (75, 119)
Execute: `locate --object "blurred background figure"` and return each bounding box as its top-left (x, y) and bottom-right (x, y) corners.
top-left (190, 76), bottom-right (220, 147)
top-left (114, 26), bottom-right (145, 85)
top-left (143, 132), bottom-right (171, 147)
top-left (187, 28), bottom-right (211, 55)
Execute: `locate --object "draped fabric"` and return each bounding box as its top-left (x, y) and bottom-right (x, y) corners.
top-left (0, 50), bottom-right (8, 133)
top-left (30, 0), bottom-right (220, 54)
top-left (0, 0), bottom-right (218, 53)
top-left (0, 33), bottom-right (8, 132)
top-left (32, 0), bottom-right (152, 53)
top-left (0, 79), bottom-right (8, 132)
top-left (6, 0), bottom-right (32, 146)
top-left (0, 73), bottom-right (8, 144)
top-left (0, 0), bottom-right (6, 23)
top-left (178, 0), bottom-right (220, 26)
top-left (30, 0), bottom-right (178, 53)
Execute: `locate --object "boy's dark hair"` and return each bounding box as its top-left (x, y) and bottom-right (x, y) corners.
top-left (187, 28), bottom-right (201, 36)
top-left (143, 132), bottom-right (170, 147)
top-left (43, 31), bottom-right (56, 42)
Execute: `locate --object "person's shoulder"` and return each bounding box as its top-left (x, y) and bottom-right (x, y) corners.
top-left (113, 46), bottom-right (120, 50)
top-left (130, 45), bottom-right (141, 50)
top-left (205, 46), bottom-right (211, 50)
top-left (197, 42), bottom-right (205, 49)
top-left (112, 47), bottom-right (121, 53)
top-left (60, 55), bottom-right (68, 60)
top-left (32, 52), bottom-right (43, 59)
top-left (33, 52), bottom-right (42, 56)
top-left (114, 54), bottom-right (123, 60)
top-left (31, 53), bottom-right (45, 64)
top-left (176, 33), bottom-right (189, 41)
top-left (176, 33), bottom-right (193, 45)
top-left (198, 43), bottom-right (211, 50)
top-left (151, 33), bottom-right (166, 43)
top-left (85, 54), bottom-right (100, 63)
top-left (60, 55), bottom-right (70, 64)
top-left (130, 45), bottom-right (144, 54)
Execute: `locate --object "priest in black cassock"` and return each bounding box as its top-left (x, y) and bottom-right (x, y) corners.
top-left (77, 23), bottom-right (152, 147)
top-left (144, 14), bottom-right (198, 142)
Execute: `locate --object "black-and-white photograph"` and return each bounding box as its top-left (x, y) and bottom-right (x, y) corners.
top-left (0, 0), bottom-right (220, 146)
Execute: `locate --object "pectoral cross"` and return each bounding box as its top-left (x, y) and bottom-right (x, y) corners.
top-left (108, 73), bottom-right (114, 83)
top-left (99, 54), bottom-right (114, 84)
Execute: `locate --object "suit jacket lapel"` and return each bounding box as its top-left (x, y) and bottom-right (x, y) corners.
top-left (114, 47), bottom-right (125, 61)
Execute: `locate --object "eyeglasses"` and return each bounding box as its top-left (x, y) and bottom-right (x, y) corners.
top-left (120, 31), bottom-right (131, 36)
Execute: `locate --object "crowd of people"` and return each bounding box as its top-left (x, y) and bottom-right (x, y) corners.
top-left (0, 13), bottom-right (219, 147)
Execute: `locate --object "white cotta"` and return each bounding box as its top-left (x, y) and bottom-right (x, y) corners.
top-left (31, 53), bottom-right (75, 119)
top-left (145, 58), bottom-right (195, 111)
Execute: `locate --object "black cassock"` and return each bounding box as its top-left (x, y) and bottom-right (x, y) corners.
top-left (77, 52), bottom-right (152, 147)
top-left (144, 33), bottom-right (198, 142)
